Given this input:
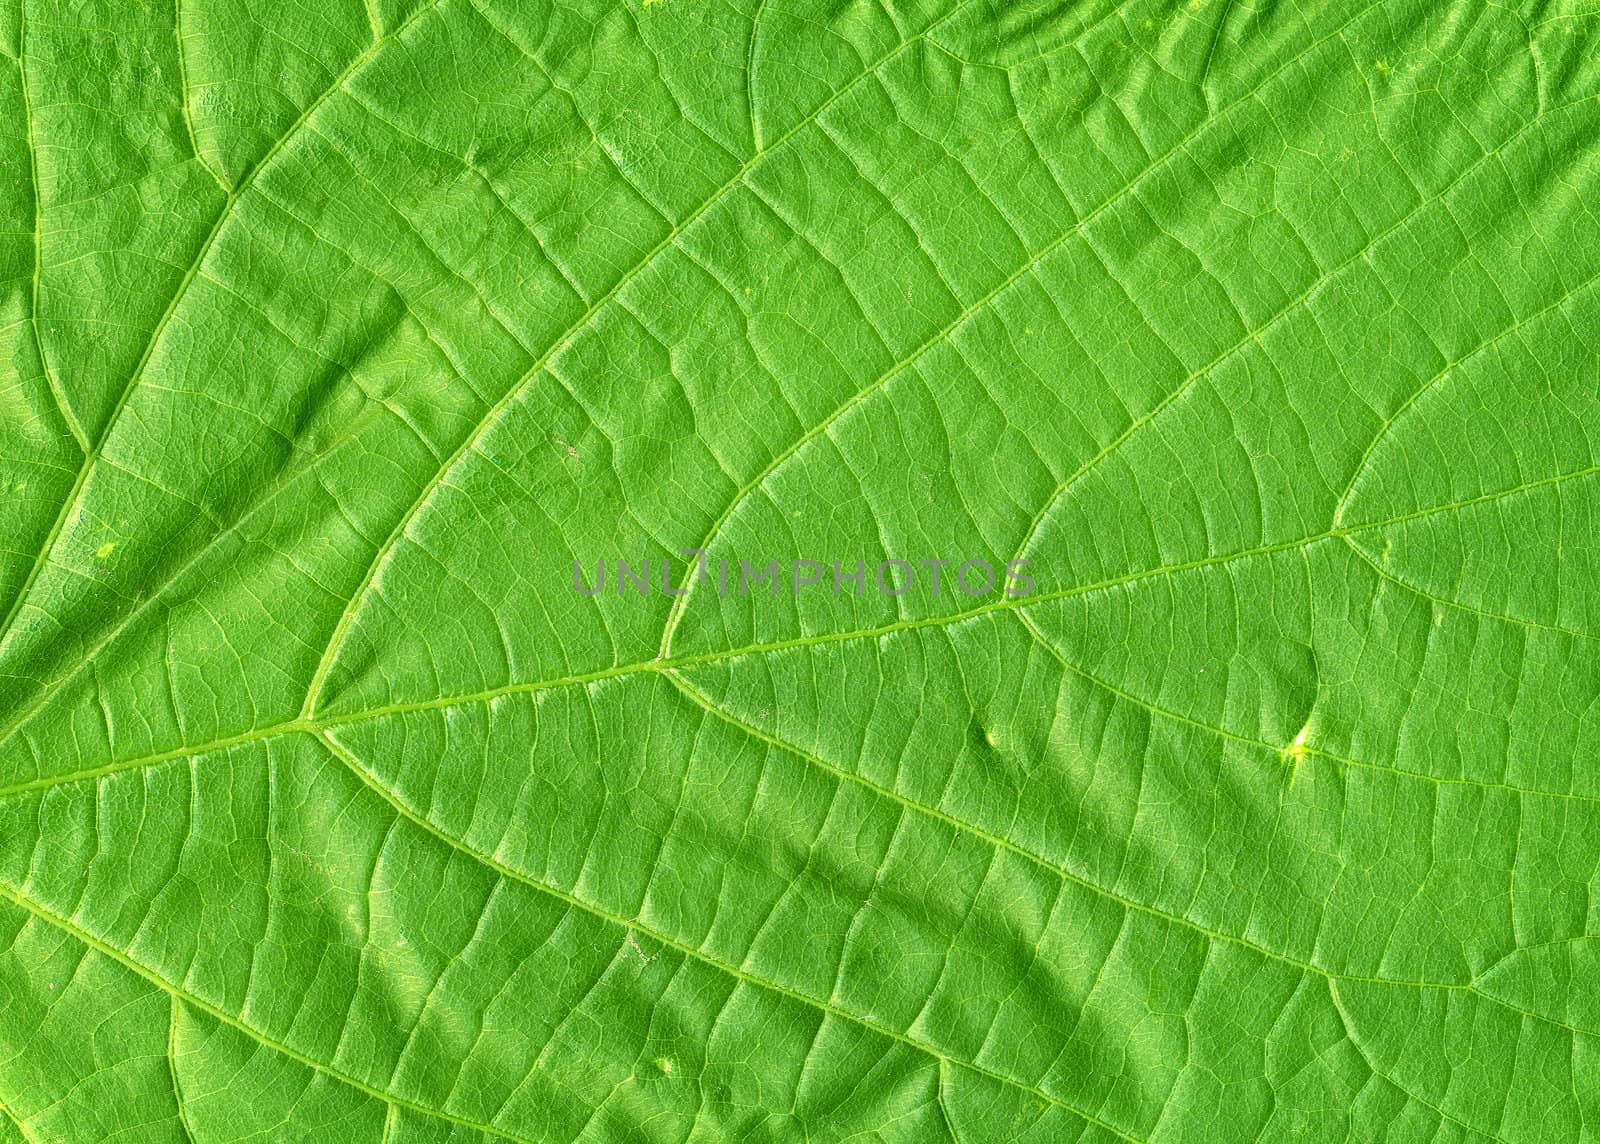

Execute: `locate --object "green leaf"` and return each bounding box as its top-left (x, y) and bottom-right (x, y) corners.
top-left (1, 0), bottom-right (1597, 1140)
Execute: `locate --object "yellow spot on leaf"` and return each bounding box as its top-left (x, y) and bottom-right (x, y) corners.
top-left (1278, 721), bottom-right (1314, 799)
top-left (626, 931), bottom-right (656, 963)
top-left (95, 541), bottom-right (117, 558)
top-left (1282, 721), bottom-right (1312, 766)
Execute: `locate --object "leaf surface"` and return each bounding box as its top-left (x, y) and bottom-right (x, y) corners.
top-left (1, 0), bottom-right (1598, 1140)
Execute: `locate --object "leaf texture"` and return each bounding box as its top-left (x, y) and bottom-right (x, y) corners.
top-left (1, 0), bottom-right (1599, 1140)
